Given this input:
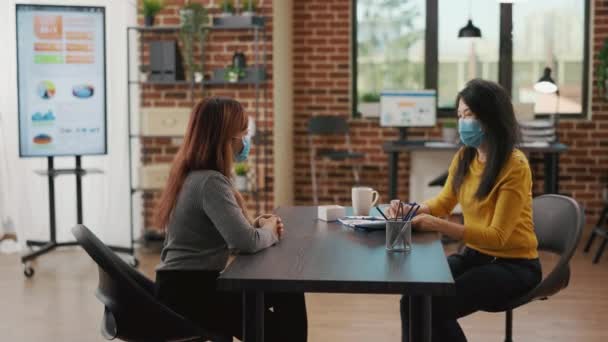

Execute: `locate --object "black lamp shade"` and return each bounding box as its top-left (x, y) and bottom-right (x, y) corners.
top-left (458, 19), bottom-right (482, 38)
top-left (534, 67), bottom-right (558, 94)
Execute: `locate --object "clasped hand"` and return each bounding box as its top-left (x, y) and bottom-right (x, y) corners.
top-left (254, 214), bottom-right (285, 239)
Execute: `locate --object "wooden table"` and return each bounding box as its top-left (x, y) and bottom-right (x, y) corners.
top-left (218, 206), bottom-right (455, 342)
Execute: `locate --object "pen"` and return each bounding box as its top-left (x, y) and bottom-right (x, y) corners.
top-left (402, 202), bottom-right (416, 221)
top-left (375, 206), bottom-right (389, 221)
top-left (407, 205), bottom-right (420, 221)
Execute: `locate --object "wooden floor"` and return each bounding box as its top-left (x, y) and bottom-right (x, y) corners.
top-left (2, 229), bottom-right (608, 342)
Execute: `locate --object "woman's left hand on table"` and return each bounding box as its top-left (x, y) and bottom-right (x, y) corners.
top-left (255, 214), bottom-right (285, 238)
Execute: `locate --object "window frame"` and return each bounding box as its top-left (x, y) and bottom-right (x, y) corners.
top-left (351, 0), bottom-right (592, 119)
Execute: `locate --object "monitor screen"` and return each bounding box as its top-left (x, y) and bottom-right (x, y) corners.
top-left (16, 5), bottom-right (107, 157)
top-left (380, 90), bottom-right (437, 128)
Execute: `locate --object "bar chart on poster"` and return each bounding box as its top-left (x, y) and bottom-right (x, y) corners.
top-left (16, 5), bottom-right (106, 157)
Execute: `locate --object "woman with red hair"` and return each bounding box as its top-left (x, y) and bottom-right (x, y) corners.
top-left (155, 97), bottom-right (307, 341)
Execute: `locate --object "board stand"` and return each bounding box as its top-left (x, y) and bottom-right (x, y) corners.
top-left (21, 156), bottom-right (137, 278)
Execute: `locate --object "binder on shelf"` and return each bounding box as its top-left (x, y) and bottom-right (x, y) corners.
top-left (149, 40), bottom-right (184, 82)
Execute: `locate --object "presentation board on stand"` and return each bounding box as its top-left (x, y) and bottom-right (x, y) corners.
top-left (380, 90), bottom-right (437, 128)
top-left (16, 5), bottom-right (107, 157)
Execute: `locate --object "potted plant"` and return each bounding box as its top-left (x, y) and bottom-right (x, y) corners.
top-left (597, 39), bottom-right (608, 100)
top-left (142, 0), bottom-right (164, 27)
top-left (441, 118), bottom-right (458, 143)
top-left (139, 65), bottom-right (149, 82)
top-left (358, 92), bottom-right (380, 117)
top-left (225, 65), bottom-right (245, 83)
top-left (241, 0), bottom-right (258, 16)
top-left (179, 2), bottom-right (208, 81)
top-left (234, 162), bottom-right (250, 191)
top-left (219, 0), bottom-right (235, 17)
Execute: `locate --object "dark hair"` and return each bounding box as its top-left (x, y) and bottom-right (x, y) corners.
top-left (452, 79), bottom-right (521, 199)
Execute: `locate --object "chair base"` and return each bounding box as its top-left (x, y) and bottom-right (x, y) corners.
top-left (21, 239), bottom-right (137, 278)
top-left (583, 203), bottom-right (608, 264)
top-left (504, 309), bottom-right (513, 342)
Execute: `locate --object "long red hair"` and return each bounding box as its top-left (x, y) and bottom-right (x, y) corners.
top-left (155, 97), bottom-right (248, 230)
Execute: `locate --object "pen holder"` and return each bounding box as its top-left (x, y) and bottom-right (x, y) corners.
top-left (386, 220), bottom-right (412, 252)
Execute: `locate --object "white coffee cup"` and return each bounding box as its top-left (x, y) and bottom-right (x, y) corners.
top-left (352, 187), bottom-right (379, 216)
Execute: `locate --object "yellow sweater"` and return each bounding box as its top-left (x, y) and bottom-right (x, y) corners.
top-left (425, 149), bottom-right (538, 259)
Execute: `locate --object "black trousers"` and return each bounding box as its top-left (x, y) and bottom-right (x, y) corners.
top-left (400, 248), bottom-right (542, 342)
top-left (156, 270), bottom-right (308, 342)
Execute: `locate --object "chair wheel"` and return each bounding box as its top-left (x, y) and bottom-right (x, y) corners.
top-left (23, 265), bottom-right (35, 278)
top-left (129, 257), bottom-right (139, 268)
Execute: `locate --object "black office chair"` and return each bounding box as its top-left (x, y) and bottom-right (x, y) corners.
top-left (71, 225), bottom-right (230, 342)
top-left (428, 171), bottom-right (448, 187)
top-left (308, 115), bottom-right (365, 204)
top-left (483, 194), bottom-right (584, 342)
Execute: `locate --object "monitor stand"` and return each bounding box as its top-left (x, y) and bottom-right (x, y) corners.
top-left (392, 127), bottom-right (425, 146)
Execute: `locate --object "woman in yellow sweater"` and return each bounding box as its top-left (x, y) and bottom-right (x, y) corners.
top-left (390, 79), bottom-right (542, 342)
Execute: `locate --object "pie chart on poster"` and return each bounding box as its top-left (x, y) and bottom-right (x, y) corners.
top-left (72, 84), bottom-right (94, 98)
top-left (33, 134), bottom-right (52, 145)
top-left (37, 81), bottom-right (56, 99)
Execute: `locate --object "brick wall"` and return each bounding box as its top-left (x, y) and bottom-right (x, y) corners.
top-left (138, 0), bottom-right (274, 229)
top-left (142, 0), bottom-right (607, 230)
top-left (293, 0), bottom-right (442, 207)
top-left (292, 0), bottom-right (607, 227)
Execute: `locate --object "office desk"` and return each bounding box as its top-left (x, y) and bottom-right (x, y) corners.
top-left (218, 206), bottom-right (455, 342)
top-left (383, 141), bottom-right (568, 200)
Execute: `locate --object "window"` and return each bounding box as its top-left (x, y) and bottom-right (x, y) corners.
top-left (352, 0), bottom-right (591, 117)
top-left (438, 0), bottom-right (499, 108)
top-left (355, 0), bottom-right (426, 117)
top-left (512, 0), bottom-right (587, 115)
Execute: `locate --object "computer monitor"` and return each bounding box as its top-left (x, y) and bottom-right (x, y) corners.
top-left (380, 90), bottom-right (437, 128)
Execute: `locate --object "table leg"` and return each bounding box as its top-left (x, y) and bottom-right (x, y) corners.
top-left (243, 291), bottom-right (265, 342)
top-left (389, 151), bottom-right (399, 200)
top-left (544, 152), bottom-right (559, 194)
top-left (410, 295), bottom-right (432, 342)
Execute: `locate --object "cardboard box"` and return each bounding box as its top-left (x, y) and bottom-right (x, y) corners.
top-left (141, 107), bottom-right (190, 136)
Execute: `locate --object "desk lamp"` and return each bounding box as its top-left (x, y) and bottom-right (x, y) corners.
top-left (534, 67), bottom-right (560, 143)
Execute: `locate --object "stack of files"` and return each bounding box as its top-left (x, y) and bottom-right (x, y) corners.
top-left (519, 120), bottom-right (555, 144)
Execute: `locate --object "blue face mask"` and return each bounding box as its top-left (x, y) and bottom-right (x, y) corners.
top-left (234, 136), bottom-right (251, 162)
top-left (458, 118), bottom-right (485, 148)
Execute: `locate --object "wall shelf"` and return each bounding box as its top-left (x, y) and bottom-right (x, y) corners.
top-left (130, 135), bottom-right (184, 139)
top-left (126, 16), bottom-right (270, 235)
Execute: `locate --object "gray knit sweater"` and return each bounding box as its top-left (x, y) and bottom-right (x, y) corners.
top-left (156, 170), bottom-right (277, 272)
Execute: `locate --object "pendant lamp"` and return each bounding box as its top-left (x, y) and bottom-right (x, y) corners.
top-left (458, 0), bottom-right (482, 38)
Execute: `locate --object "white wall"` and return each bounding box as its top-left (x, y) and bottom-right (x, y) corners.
top-left (0, 0), bottom-right (138, 248)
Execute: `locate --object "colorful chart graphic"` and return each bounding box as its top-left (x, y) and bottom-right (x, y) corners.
top-left (33, 134), bottom-right (52, 145)
top-left (37, 80), bottom-right (56, 99)
top-left (34, 15), bottom-right (63, 40)
top-left (17, 5), bottom-right (107, 157)
top-left (31, 110), bottom-right (56, 123)
top-left (72, 84), bottom-right (94, 98)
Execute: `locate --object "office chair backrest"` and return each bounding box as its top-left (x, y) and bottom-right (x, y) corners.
top-left (308, 115), bottom-right (349, 135)
top-left (72, 225), bottom-right (201, 341)
top-left (486, 194), bottom-right (584, 312)
top-left (526, 195), bottom-right (584, 301)
top-left (534, 194), bottom-right (584, 256)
